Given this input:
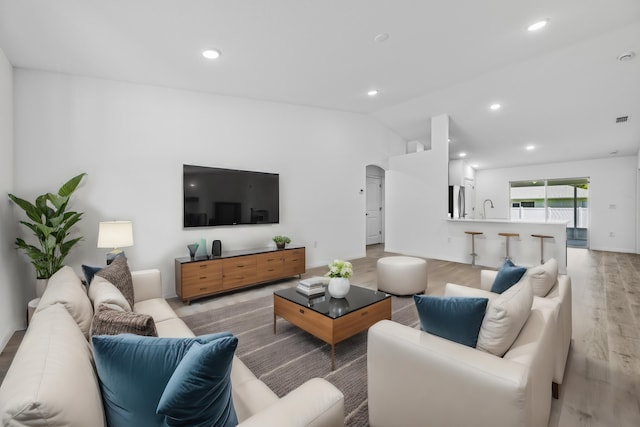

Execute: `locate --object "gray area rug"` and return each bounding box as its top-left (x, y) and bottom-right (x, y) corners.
top-left (180, 293), bottom-right (420, 426)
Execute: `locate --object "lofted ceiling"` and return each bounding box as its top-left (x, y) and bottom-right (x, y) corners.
top-left (0, 0), bottom-right (639, 169)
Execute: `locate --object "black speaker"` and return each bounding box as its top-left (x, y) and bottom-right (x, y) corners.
top-left (212, 240), bottom-right (222, 257)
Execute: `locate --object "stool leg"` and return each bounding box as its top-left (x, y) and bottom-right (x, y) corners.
top-left (505, 236), bottom-right (511, 260)
top-left (540, 238), bottom-right (544, 264)
top-left (471, 235), bottom-right (476, 267)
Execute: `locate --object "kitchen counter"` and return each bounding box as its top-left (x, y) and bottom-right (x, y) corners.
top-left (447, 218), bottom-right (569, 225)
top-left (447, 218), bottom-right (567, 273)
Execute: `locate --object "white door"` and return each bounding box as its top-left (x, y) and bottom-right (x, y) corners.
top-left (366, 176), bottom-right (383, 245)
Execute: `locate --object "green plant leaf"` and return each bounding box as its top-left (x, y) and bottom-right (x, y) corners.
top-left (58, 173), bottom-right (86, 197)
top-left (46, 192), bottom-right (69, 211)
top-left (61, 212), bottom-right (83, 232)
top-left (19, 221), bottom-right (43, 238)
top-left (59, 236), bottom-right (82, 258)
top-left (8, 194), bottom-right (42, 223)
top-left (34, 222), bottom-right (55, 238)
top-left (35, 195), bottom-right (50, 216)
top-left (10, 173), bottom-right (86, 279)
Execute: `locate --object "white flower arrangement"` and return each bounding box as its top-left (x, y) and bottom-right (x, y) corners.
top-left (325, 259), bottom-right (353, 279)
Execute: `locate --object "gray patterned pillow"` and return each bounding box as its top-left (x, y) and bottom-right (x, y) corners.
top-left (95, 255), bottom-right (135, 309)
top-left (90, 304), bottom-right (157, 337)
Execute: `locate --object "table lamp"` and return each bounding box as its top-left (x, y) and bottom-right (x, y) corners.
top-left (97, 221), bottom-right (134, 265)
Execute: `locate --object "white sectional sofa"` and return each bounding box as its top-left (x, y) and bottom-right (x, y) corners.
top-left (0, 266), bottom-right (345, 426)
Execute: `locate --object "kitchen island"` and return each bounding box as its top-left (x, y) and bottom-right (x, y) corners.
top-left (447, 218), bottom-right (568, 273)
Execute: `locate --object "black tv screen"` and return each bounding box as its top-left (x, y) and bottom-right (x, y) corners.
top-left (183, 164), bottom-right (280, 227)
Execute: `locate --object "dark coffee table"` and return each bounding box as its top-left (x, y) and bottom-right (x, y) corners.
top-left (273, 285), bottom-right (391, 370)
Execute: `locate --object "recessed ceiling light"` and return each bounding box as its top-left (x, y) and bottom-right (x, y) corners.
top-left (202, 49), bottom-right (221, 59)
top-left (471, 164), bottom-right (479, 168)
top-left (459, 152), bottom-right (467, 158)
top-left (447, 138), bottom-right (451, 143)
top-left (527, 19), bottom-right (548, 32)
top-left (367, 89), bottom-right (379, 97)
top-left (489, 103), bottom-right (501, 111)
top-left (374, 33), bottom-right (390, 43)
top-left (525, 145), bottom-right (535, 151)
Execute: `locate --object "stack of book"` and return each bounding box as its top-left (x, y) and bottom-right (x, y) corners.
top-left (296, 277), bottom-right (325, 297)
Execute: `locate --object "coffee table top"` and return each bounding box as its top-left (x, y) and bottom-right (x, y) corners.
top-left (274, 285), bottom-right (390, 319)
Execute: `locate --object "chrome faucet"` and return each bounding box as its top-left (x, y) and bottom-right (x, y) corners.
top-left (483, 199), bottom-right (494, 219)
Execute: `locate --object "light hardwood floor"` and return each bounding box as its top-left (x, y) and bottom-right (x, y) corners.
top-left (2, 245), bottom-right (639, 426)
top-left (170, 244), bottom-right (640, 426)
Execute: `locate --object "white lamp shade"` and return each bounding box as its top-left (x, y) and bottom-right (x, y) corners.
top-left (97, 221), bottom-right (134, 249)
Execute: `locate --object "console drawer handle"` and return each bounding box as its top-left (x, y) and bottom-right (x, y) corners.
top-left (299, 309), bottom-right (305, 314)
top-left (199, 276), bottom-right (206, 280)
top-left (199, 265), bottom-right (207, 268)
top-left (199, 287), bottom-right (207, 291)
top-left (361, 311), bottom-right (369, 316)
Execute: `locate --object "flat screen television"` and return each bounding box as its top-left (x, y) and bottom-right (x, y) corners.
top-left (183, 164), bottom-right (280, 227)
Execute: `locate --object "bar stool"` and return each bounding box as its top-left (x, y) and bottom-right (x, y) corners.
top-left (531, 234), bottom-right (554, 264)
top-left (498, 232), bottom-right (519, 261)
top-left (464, 231), bottom-right (483, 266)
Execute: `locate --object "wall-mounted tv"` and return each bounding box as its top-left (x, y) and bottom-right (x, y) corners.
top-left (183, 164), bottom-right (280, 227)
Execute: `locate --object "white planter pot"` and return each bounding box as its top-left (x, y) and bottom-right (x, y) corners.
top-left (328, 277), bottom-right (350, 298)
top-left (36, 278), bottom-right (48, 298)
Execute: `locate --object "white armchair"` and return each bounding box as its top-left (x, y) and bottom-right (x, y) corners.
top-left (481, 268), bottom-right (572, 397)
top-left (367, 289), bottom-right (557, 427)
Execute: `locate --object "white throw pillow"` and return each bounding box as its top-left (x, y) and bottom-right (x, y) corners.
top-left (89, 276), bottom-right (132, 312)
top-left (476, 280), bottom-right (533, 357)
top-left (522, 258), bottom-right (558, 297)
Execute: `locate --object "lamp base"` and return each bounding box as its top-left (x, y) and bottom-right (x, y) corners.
top-left (106, 250), bottom-right (126, 265)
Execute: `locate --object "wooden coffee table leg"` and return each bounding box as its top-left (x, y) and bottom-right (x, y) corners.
top-left (273, 313), bottom-right (276, 334)
top-left (331, 344), bottom-right (335, 370)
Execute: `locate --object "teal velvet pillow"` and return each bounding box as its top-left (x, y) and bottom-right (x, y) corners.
top-left (490, 259), bottom-right (527, 294)
top-left (414, 295), bottom-right (488, 348)
top-left (157, 337), bottom-right (238, 427)
top-left (81, 264), bottom-right (102, 285)
top-left (92, 332), bottom-right (236, 427)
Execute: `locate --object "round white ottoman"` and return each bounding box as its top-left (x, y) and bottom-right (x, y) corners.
top-left (377, 256), bottom-right (428, 295)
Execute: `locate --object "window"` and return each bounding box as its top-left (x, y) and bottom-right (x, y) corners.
top-left (509, 178), bottom-right (589, 248)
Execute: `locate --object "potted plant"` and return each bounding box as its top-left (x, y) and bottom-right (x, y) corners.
top-left (8, 173), bottom-right (87, 294)
top-left (272, 235), bottom-right (291, 250)
top-left (325, 259), bottom-right (353, 298)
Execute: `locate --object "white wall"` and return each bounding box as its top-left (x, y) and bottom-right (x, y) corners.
top-left (385, 114), bottom-right (450, 257)
top-left (475, 157), bottom-right (638, 253)
top-left (0, 49), bottom-right (24, 351)
top-left (12, 70), bottom-right (405, 298)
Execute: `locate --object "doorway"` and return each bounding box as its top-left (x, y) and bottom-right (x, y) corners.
top-left (366, 165), bottom-right (385, 246)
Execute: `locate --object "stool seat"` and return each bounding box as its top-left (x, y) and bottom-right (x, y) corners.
top-left (498, 232), bottom-right (520, 237)
top-left (377, 256), bottom-right (428, 295)
top-left (464, 231), bottom-right (483, 266)
top-left (532, 234), bottom-right (554, 264)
